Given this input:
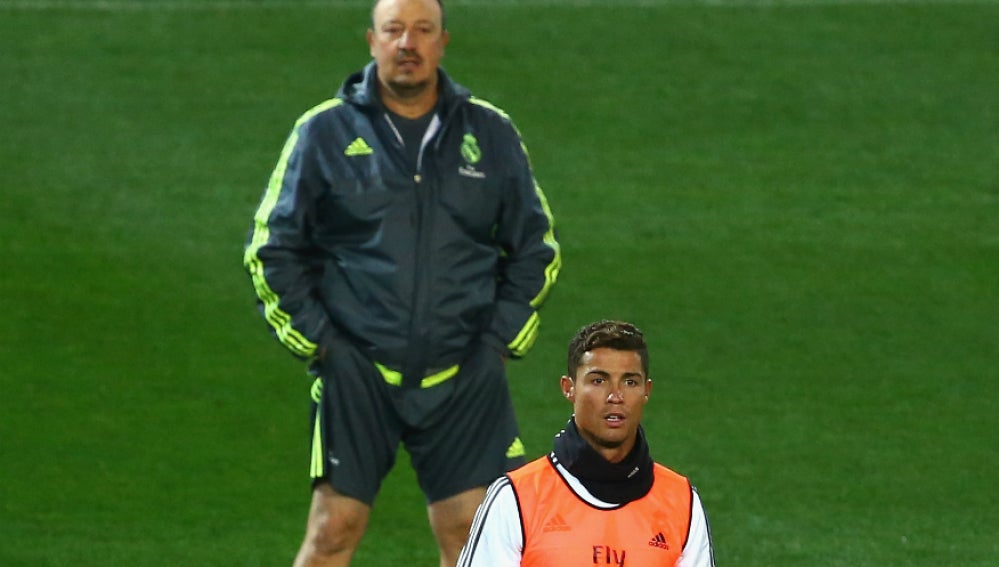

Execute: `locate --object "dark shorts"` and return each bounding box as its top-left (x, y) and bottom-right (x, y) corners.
top-left (307, 336), bottom-right (525, 505)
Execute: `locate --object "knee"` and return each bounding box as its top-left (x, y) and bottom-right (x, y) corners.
top-left (306, 510), bottom-right (366, 558)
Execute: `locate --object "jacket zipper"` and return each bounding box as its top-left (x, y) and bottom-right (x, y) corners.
top-left (401, 114), bottom-right (443, 387)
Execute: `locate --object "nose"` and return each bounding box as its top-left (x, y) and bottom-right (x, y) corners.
top-left (398, 29), bottom-right (416, 49)
top-left (607, 388), bottom-right (624, 403)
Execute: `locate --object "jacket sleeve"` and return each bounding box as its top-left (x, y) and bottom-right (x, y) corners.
top-left (487, 120), bottom-right (561, 358)
top-left (456, 476), bottom-right (523, 567)
top-left (243, 104), bottom-right (338, 360)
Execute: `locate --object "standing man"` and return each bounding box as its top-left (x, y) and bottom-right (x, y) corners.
top-left (242, 0), bottom-right (561, 565)
top-left (457, 321), bottom-right (714, 566)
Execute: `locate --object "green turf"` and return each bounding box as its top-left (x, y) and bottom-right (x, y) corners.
top-left (2, 1), bottom-right (997, 565)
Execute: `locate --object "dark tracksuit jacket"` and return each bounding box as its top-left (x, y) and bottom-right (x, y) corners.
top-left (244, 63), bottom-right (561, 387)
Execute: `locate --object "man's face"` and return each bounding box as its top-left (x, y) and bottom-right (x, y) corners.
top-left (562, 348), bottom-right (652, 462)
top-left (367, 0), bottom-right (448, 98)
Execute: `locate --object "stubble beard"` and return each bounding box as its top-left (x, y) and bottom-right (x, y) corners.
top-left (386, 76), bottom-right (432, 101)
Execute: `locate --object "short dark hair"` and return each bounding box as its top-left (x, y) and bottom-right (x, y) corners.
top-left (567, 320), bottom-right (649, 379)
top-left (371, 0), bottom-right (446, 30)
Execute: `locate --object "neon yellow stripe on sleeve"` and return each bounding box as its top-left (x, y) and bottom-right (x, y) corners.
top-left (529, 178), bottom-right (561, 309)
top-left (243, 98), bottom-right (343, 359)
top-left (467, 98), bottom-right (562, 357)
top-left (508, 311), bottom-right (541, 358)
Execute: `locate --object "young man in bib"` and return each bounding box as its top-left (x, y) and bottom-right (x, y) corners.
top-left (457, 320), bottom-right (714, 566)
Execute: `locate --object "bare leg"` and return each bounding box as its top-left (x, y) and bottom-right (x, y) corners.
top-left (293, 484), bottom-right (371, 567)
top-left (427, 487), bottom-right (487, 567)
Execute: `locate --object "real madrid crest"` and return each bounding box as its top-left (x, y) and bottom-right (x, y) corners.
top-left (461, 133), bottom-right (481, 165)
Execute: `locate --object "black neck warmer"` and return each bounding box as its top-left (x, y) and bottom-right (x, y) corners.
top-left (551, 418), bottom-right (655, 505)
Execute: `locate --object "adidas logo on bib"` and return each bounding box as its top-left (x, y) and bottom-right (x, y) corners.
top-left (648, 531), bottom-right (670, 550)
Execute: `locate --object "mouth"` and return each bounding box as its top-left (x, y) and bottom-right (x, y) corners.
top-left (604, 413), bottom-right (626, 428)
top-left (397, 56), bottom-right (422, 70)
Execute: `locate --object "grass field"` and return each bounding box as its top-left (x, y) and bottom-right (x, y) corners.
top-left (2, 0), bottom-right (997, 565)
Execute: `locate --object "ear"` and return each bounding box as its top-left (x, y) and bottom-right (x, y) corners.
top-left (366, 28), bottom-right (375, 57)
top-left (560, 375), bottom-right (574, 401)
top-left (643, 378), bottom-right (652, 400)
